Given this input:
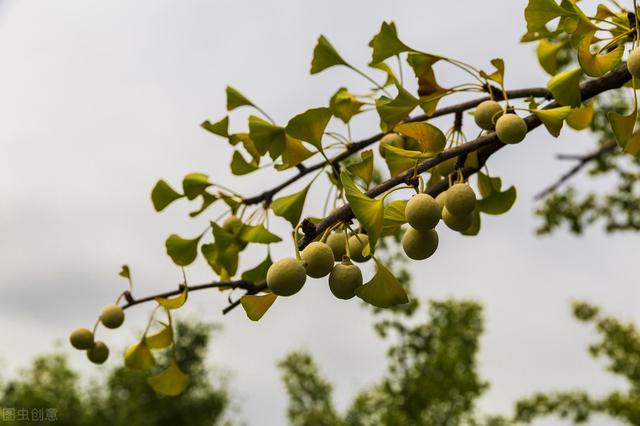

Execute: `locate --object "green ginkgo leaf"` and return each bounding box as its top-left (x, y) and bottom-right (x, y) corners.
top-left (524, 0), bottom-right (574, 32)
top-left (330, 88), bottom-right (364, 123)
top-left (537, 39), bottom-right (567, 75)
top-left (394, 122), bottom-right (446, 155)
top-left (369, 21), bottom-right (415, 64)
top-left (355, 258), bottom-right (408, 308)
top-left (384, 148), bottom-right (417, 177)
top-left (230, 151), bottom-right (259, 176)
top-left (201, 116), bottom-right (229, 137)
top-left (248, 115), bottom-right (287, 158)
top-left (271, 185), bottom-right (310, 227)
top-left (145, 324), bottom-right (173, 349)
top-left (147, 359), bottom-right (190, 396)
top-left (461, 209), bottom-right (481, 236)
top-left (608, 102), bottom-right (638, 146)
top-left (369, 61), bottom-right (399, 87)
top-left (155, 286), bottom-right (188, 310)
top-left (340, 171), bottom-right (384, 250)
top-left (285, 107), bottom-right (332, 151)
top-left (577, 33), bottom-right (624, 77)
top-left (347, 150), bottom-right (374, 186)
top-left (119, 265), bottom-right (131, 279)
top-left (240, 293), bottom-right (277, 321)
top-left (239, 224), bottom-right (282, 244)
top-left (547, 67), bottom-right (582, 107)
top-left (310, 35), bottom-right (349, 74)
top-left (382, 200), bottom-right (407, 236)
top-left (182, 173), bottom-right (211, 200)
top-left (201, 243), bottom-right (239, 280)
top-left (375, 85), bottom-right (420, 132)
top-left (151, 180), bottom-right (184, 212)
top-left (480, 58), bottom-right (505, 86)
top-left (165, 234), bottom-right (202, 266)
top-left (533, 106), bottom-right (572, 137)
top-left (476, 171), bottom-right (517, 215)
top-left (241, 254), bottom-right (273, 283)
top-left (125, 340), bottom-right (155, 371)
top-left (189, 192), bottom-right (218, 218)
top-left (226, 86), bottom-right (254, 111)
top-left (276, 137), bottom-right (314, 171)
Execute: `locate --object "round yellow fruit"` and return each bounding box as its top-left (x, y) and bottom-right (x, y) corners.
top-left (442, 207), bottom-right (474, 232)
top-left (301, 242), bottom-right (335, 278)
top-left (435, 192), bottom-right (447, 211)
top-left (100, 304), bottom-right (125, 329)
top-left (326, 232), bottom-right (347, 260)
top-left (69, 327), bottom-right (94, 350)
top-left (474, 100), bottom-right (503, 130)
top-left (87, 341), bottom-right (109, 364)
top-left (444, 183), bottom-right (476, 217)
top-left (379, 133), bottom-right (404, 158)
top-left (495, 113), bottom-right (527, 144)
top-left (627, 47), bottom-right (640, 79)
top-left (266, 257), bottom-right (307, 296)
top-left (222, 215), bottom-right (242, 233)
top-left (348, 234), bottom-right (371, 263)
top-left (328, 260), bottom-right (363, 300)
top-left (402, 228), bottom-right (439, 260)
top-left (405, 193), bottom-right (441, 230)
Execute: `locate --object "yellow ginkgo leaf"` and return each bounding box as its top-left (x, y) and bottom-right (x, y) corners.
top-left (124, 340), bottom-right (156, 371)
top-left (566, 102), bottom-right (595, 130)
top-left (240, 293), bottom-right (277, 321)
top-left (577, 33), bottom-right (624, 77)
top-left (393, 122), bottom-right (446, 155)
top-left (147, 359), bottom-right (190, 396)
top-left (155, 286), bottom-right (188, 310)
top-left (145, 324), bottom-right (173, 349)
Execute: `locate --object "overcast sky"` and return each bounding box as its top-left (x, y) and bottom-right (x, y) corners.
top-left (1, 1), bottom-right (638, 425)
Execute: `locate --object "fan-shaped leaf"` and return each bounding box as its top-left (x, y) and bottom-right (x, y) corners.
top-left (240, 293), bottom-right (277, 321)
top-left (375, 86), bottom-right (420, 132)
top-left (369, 21), bottom-right (415, 63)
top-left (124, 340), bottom-right (155, 371)
top-left (476, 171), bottom-right (517, 215)
top-left (394, 122), bottom-right (446, 155)
top-left (340, 171), bottom-right (384, 250)
top-left (330, 88), bottom-right (364, 123)
top-left (248, 115), bottom-right (286, 158)
top-left (182, 173), bottom-right (211, 200)
top-left (230, 151), bottom-right (259, 176)
top-left (145, 325), bottom-right (173, 349)
top-left (355, 259), bottom-right (408, 308)
top-left (310, 35), bottom-right (349, 74)
top-left (533, 106), bottom-right (572, 137)
top-left (201, 116), bottom-right (229, 137)
top-left (239, 224), bottom-right (282, 244)
top-left (151, 180), bottom-right (184, 212)
top-left (241, 254), bottom-right (273, 283)
top-left (226, 86), bottom-right (254, 111)
top-left (566, 102), bottom-right (594, 130)
top-left (577, 33), bottom-right (624, 77)
top-left (155, 286), bottom-right (188, 310)
top-left (165, 234), bottom-right (202, 266)
top-left (271, 185), bottom-right (310, 227)
top-left (147, 359), bottom-right (190, 396)
top-left (547, 67), bottom-right (582, 107)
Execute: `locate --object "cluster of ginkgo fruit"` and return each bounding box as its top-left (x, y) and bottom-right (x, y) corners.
top-left (68, 303), bottom-right (125, 364)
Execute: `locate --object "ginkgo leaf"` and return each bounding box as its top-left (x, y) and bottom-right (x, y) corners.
top-left (340, 171), bottom-right (384, 250)
top-left (239, 224), bottom-right (282, 244)
top-left (369, 21), bottom-right (415, 64)
top-left (476, 171), bottom-right (517, 215)
top-left (240, 293), bottom-right (278, 321)
top-left (382, 200), bottom-right (407, 236)
top-left (347, 150), bottom-right (374, 186)
top-left (376, 86), bottom-right (420, 132)
top-left (384, 148), bottom-right (417, 177)
top-left (407, 53), bottom-right (445, 113)
top-left (533, 106), bottom-right (572, 137)
top-left (182, 173), bottom-right (211, 200)
top-left (151, 180), bottom-right (184, 212)
top-left (524, 0), bottom-right (574, 33)
top-left (394, 122), bottom-right (446, 155)
top-left (119, 265), bottom-right (131, 279)
top-left (165, 234), bottom-right (202, 266)
top-left (624, 132), bottom-right (640, 156)
top-left (547, 67), bottom-right (582, 107)
top-left (369, 61), bottom-right (399, 87)
top-left (125, 340), bottom-right (155, 371)
top-left (156, 286), bottom-right (188, 310)
top-left (226, 86), bottom-right (254, 111)
top-left (189, 192), bottom-right (218, 218)
top-left (577, 33), bottom-right (624, 77)
top-left (330, 88), bottom-right (364, 123)
top-left (355, 258), bottom-right (408, 308)
top-left (480, 58), bottom-right (505, 86)
top-left (230, 151), bottom-right (259, 176)
top-left (201, 116), bottom-right (229, 137)
top-left (537, 39), bottom-right (567, 75)
top-left (461, 209), bottom-right (481, 236)
top-left (145, 324), bottom-right (173, 349)
top-left (147, 359), bottom-right (190, 396)
top-left (285, 107), bottom-right (332, 151)
top-left (201, 243), bottom-right (239, 280)
top-left (609, 102), bottom-right (638, 146)
top-left (271, 185), bottom-right (310, 227)
top-left (248, 115), bottom-right (286, 158)
top-left (241, 254), bottom-right (273, 283)
top-left (276, 136), bottom-right (314, 171)
top-left (310, 35), bottom-right (349, 74)
top-left (566, 102), bottom-right (595, 130)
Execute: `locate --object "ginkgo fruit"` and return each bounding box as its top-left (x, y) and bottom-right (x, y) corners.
top-left (301, 241), bottom-right (335, 278)
top-left (100, 304), bottom-right (125, 329)
top-left (326, 232), bottom-right (347, 260)
top-left (442, 207), bottom-right (474, 232)
top-left (87, 341), bottom-right (109, 364)
top-left (266, 257), bottom-right (307, 296)
top-left (378, 133), bottom-right (404, 157)
top-left (348, 233), bottom-right (371, 263)
top-left (69, 327), bottom-right (94, 350)
top-left (222, 215), bottom-right (242, 233)
top-left (495, 113), bottom-right (527, 144)
top-left (402, 228), bottom-right (439, 260)
top-left (328, 259), bottom-right (363, 300)
top-left (627, 47), bottom-right (640, 79)
top-left (405, 193), bottom-right (441, 230)
top-left (436, 192), bottom-right (447, 211)
top-left (444, 183), bottom-right (476, 217)
top-left (474, 100), bottom-right (503, 130)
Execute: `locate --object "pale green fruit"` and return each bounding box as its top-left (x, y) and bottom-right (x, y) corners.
top-left (495, 113), bottom-right (527, 144)
top-left (266, 257), bottom-right (307, 296)
top-left (326, 232), bottom-right (347, 260)
top-left (69, 328), bottom-right (94, 350)
top-left (402, 228), bottom-right (439, 260)
top-left (301, 242), bottom-right (335, 278)
top-left (348, 234), bottom-right (371, 263)
top-left (435, 192), bottom-right (447, 211)
top-left (405, 193), bottom-right (441, 230)
top-left (444, 183), bottom-right (476, 217)
top-left (328, 260), bottom-right (363, 300)
top-left (222, 215), bottom-right (242, 233)
top-left (379, 133), bottom-right (404, 158)
top-left (474, 100), bottom-right (503, 130)
top-left (87, 341), bottom-right (109, 364)
top-left (100, 304), bottom-right (125, 329)
top-left (436, 157), bottom-right (457, 176)
top-left (442, 207), bottom-right (474, 232)
top-left (628, 48), bottom-right (640, 79)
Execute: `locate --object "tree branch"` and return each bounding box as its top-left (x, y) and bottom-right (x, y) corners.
top-left (533, 142), bottom-right (618, 200)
